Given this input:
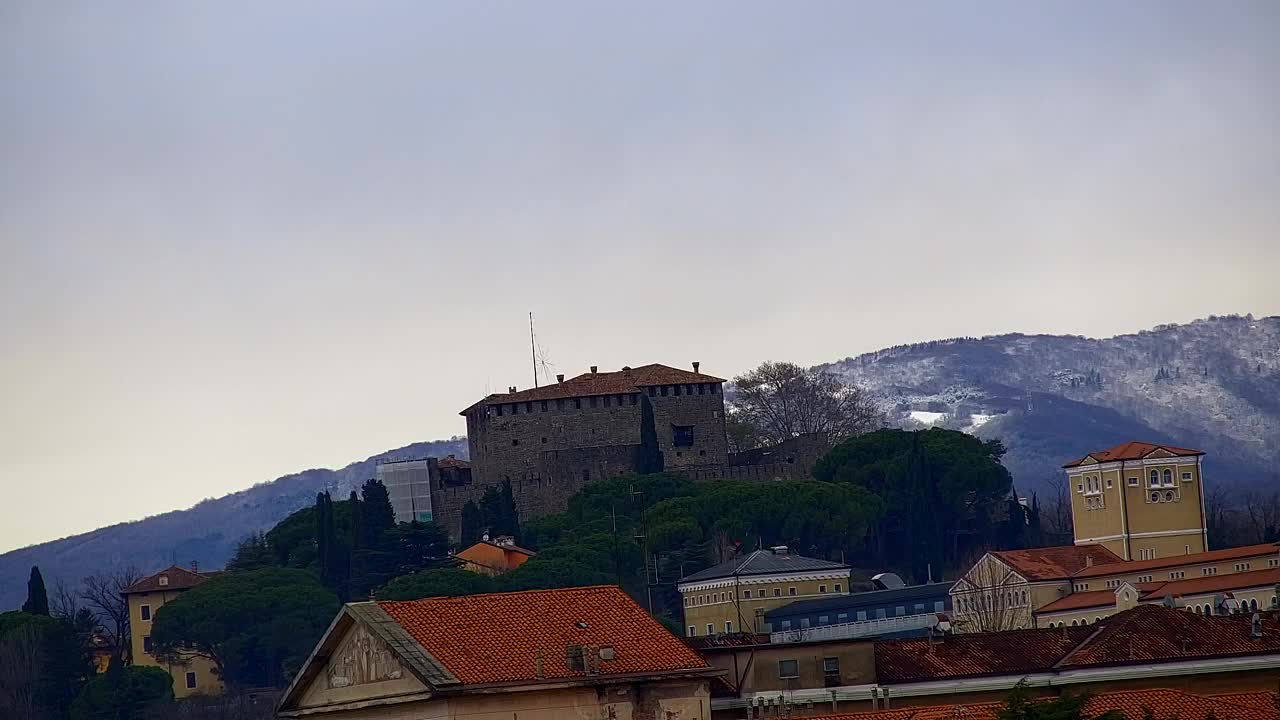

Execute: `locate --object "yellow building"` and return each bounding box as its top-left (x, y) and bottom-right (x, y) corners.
top-left (276, 586), bottom-right (720, 720)
top-left (123, 565), bottom-right (224, 697)
top-left (676, 546), bottom-right (851, 637)
top-left (1062, 441), bottom-right (1208, 561)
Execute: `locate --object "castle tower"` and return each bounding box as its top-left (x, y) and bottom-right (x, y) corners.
top-left (1062, 442), bottom-right (1208, 561)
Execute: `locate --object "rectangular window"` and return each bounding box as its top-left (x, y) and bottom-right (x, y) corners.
top-left (673, 384), bottom-right (682, 396)
top-left (914, 603), bottom-right (925, 613)
top-left (744, 590), bottom-right (752, 599)
top-left (895, 606), bottom-right (906, 616)
top-left (603, 396), bottom-right (611, 407)
top-left (541, 400), bottom-right (548, 411)
top-left (823, 657), bottom-right (840, 674)
top-left (524, 402), bottom-right (532, 413)
top-left (672, 425), bottom-right (694, 447)
top-left (1106, 478), bottom-right (1113, 488)
top-left (1128, 476), bottom-right (1138, 486)
top-left (711, 384), bottom-right (718, 394)
top-left (706, 623), bottom-right (714, 635)
top-left (511, 403), bottom-right (518, 415)
top-left (496, 405), bottom-right (503, 416)
top-left (1138, 575), bottom-right (1152, 583)
top-left (661, 386), bottom-right (669, 397)
top-left (774, 588), bottom-right (781, 597)
top-left (857, 610), bottom-right (867, 621)
top-left (778, 660), bottom-right (799, 679)
top-left (1182, 472), bottom-right (1192, 481)
top-left (648, 387), bottom-right (656, 397)
top-left (1169, 571), bottom-right (1184, 579)
top-left (800, 618), bottom-right (810, 629)
top-left (698, 384), bottom-right (706, 395)
top-left (688, 625), bottom-right (696, 637)
top-left (575, 398), bottom-right (582, 409)
top-left (1202, 567), bottom-right (1217, 575)
top-left (876, 608), bottom-right (887, 619)
top-left (834, 583), bottom-right (842, 593)
top-left (788, 587), bottom-right (797, 596)
top-left (140, 605), bottom-right (151, 621)
top-left (185, 672), bottom-right (197, 689)
top-left (1077, 483), bottom-right (1083, 492)
top-left (819, 584), bottom-right (827, 593)
top-left (725, 621), bottom-right (733, 633)
top-left (631, 394), bottom-right (638, 405)
top-left (556, 399), bottom-right (564, 410)
top-left (818, 615), bottom-right (829, 624)
top-left (934, 601), bottom-right (945, 612)
top-left (590, 396), bottom-right (598, 408)
top-left (780, 620), bottom-right (791, 630)
top-left (143, 636), bottom-right (154, 653)
top-left (837, 613), bottom-right (848, 622)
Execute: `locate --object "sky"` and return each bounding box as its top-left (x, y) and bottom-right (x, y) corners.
top-left (2, 1), bottom-right (1278, 552)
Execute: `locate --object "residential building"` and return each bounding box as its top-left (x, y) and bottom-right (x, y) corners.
top-left (1062, 441), bottom-right (1208, 560)
top-left (951, 540), bottom-right (1280, 631)
top-left (122, 566), bottom-right (223, 698)
top-left (688, 632), bottom-right (876, 705)
top-left (454, 535), bottom-right (536, 576)
top-left (276, 585), bottom-right (722, 720)
top-left (765, 579), bottom-right (953, 643)
top-left (802, 688), bottom-right (1280, 719)
top-left (678, 546), bottom-right (852, 637)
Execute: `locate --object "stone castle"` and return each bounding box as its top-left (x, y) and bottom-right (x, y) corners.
top-left (378, 362), bottom-right (826, 541)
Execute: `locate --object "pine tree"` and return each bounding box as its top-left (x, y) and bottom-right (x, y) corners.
top-left (23, 565), bottom-right (49, 615)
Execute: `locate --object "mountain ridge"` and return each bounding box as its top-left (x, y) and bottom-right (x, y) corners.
top-left (3, 314), bottom-right (1275, 609)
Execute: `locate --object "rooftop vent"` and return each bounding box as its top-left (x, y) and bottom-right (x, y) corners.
top-left (770, 545), bottom-right (789, 555)
top-left (872, 572), bottom-right (906, 590)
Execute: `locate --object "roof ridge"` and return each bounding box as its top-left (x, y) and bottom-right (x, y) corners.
top-left (378, 584), bottom-right (620, 605)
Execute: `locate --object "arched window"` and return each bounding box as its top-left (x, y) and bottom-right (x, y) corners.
top-left (1071, 620), bottom-right (1079, 626)
top-left (1204, 604), bottom-right (1212, 615)
top-left (1250, 598), bottom-right (1259, 611)
top-left (1163, 469), bottom-right (1173, 485)
top-left (1150, 470), bottom-right (1159, 486)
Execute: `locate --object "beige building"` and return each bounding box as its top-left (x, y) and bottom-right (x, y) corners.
top-left (677, 547), bottom-right (851, 637)
top-left (276, 585), bottom-right (721, 720)
top-left (122, 565), bottom-right (224, 697)
top-left (1062, 441), bottom-right (1208, 560)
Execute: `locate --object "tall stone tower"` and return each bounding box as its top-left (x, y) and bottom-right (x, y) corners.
top-left (1062, 442), bottom-right (1208, 561)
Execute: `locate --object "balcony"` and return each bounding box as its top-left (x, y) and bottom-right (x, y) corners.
top-left (770, 613), bottom-right (937, 643)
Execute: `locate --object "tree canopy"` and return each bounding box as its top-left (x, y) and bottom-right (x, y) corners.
top-left (70, 661), bottom-right (172, 720)
top-left (729, 361), bottom-right (883, 448)
top-left (149, 568), bottom-right (340, 689)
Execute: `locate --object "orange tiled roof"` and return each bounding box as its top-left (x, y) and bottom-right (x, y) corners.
top-left (991, 544), bottom-right (1124, 580)
top-left (875, 626), bottom-right (1094, 683)
top-left (807, 688), bottom-right (1280, 719)
top-left (1073, 540), bottom-right (1280, 578)
top-left (1062, 440), bottom-right (1203, 468)
top-left (123, 565), bottom-right (211, 594)
top-left (1138, 566), bottom-right (1280, 600)
top-left (1057, 605), bottom-right (1280, 668)
top-left (377, 586), bottom-right (710, 685)
top-left (437, 455), bottom-right (470, 469)
top-left (461, 363), bottom-right (724, 411)
top-left (1035, 589), bottom-right (1120, 614)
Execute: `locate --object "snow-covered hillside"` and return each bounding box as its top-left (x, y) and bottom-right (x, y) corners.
top-left (822, 314), bottom-right (1280, 493)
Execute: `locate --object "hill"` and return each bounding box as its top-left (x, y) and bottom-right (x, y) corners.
top-left (0, 438), bottom-right (467, 610)
top-left (822, 314), bottom-right (1280, 495)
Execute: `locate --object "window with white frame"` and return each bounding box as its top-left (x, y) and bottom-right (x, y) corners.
top-left (778, 659), bottom-right (799, 679)
top-left (1128, 476), bottom-right (1138, 486)
top-left (1169, 571), bottom-right (1184, 579)
top-left (1202, 567), bottom-right (1217, 576)
top-left (1149, 470), bottom-right (1159, 487)
top-left (1138, 574), bottom-right (1153, 583)
top-left (1181, 472), bottom-right (1192, 481)
top-left (1163, 469), bottom-right (1173, 486)
top-left (1235, 562), bottom-right (1251, 572)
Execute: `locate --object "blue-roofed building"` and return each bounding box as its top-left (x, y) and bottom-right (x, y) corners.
top-left (764, 576), bottom-right (954, 643)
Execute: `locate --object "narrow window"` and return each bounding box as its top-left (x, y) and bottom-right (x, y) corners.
top-left (834, 583), bottom-right (842, 593)
top-left (788, 587), bottom-right (797, 596)
top-left (698, 384), bottom-right (706, 395)
top-left (143, 636), bottom-right (154, 653)
top-left (660, 386), bottom-right (669, 397)
top-left (648, 387), bottom-right (656, 397)
top-left (688, 626), bottom-right (696, 636)
top-left (140, 605), bottom-right (151, 621)
top-left (496, 405), bottom-right (503, 417)
top-left (819, 584), bottom-right (827, 593)
top-left (773, 588), bottom-right (781, 597)
top-left (541, 401), bottom-right (548, 412)
top-left (525, 402), bottom-right (533, 413)
top-left (556, 399), bottom-right (564, 410)
top-left (1149, 470), bottom-right (1159, 486)
top-left (590, 396), bottom-right (598, 408)
top-left (725, 621), bottom-right (733, 633)
top-left (674, 385), bottom-right (682, 396)
top-left (1163, 469), bottom-right (1173, 485)
top-left (711, 384), bottom-right (718, 394)
top-left (631, 394), bottom-right (638, 405)
top-left (575, 398), bottom-right (582, 409)
top-left (706, 623), bottom-right (714, 635)
top-left (185, 672), bottom-right (197, 689)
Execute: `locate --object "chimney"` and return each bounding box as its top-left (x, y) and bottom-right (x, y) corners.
top-left (693, 361), bottom-right (700, 373)
top-left (509, 386), bottom-right (517, 394)
top-left (1085, 555), bottom-right (1094, 568)
top-left (590, 365), bottom-right (598, 374)
top-left (1252, 612), bottom-right (1263, 640)
top-left (190, 561), bottom-right (198, 573)
top-left (556, 374), bottom-right (564, 383)
top-left (535, 648), bottom-right (544, 679)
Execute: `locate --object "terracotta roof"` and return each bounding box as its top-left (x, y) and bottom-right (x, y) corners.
top-left (437, 455), bottom-right (470, 469)
top-left (1073, 540), bottom-right (1280, 578)
top-left (875, 626), bottom-right (1094, 683)
top-left (808, 689), bottom-right (1280, 719)
top-left (1138, 566), bottom-right (1280, 600)
top-left (1036, 589), bottom-right (1120, 614)
top-left (462, 363), bottom-right (724, 411)
top-left (990, 544), bottom-right (1124, 581)
top-left (123, 565), bottom-right (211, 595)
top-left (1057, 605), bottom-right (1280, 668)
top-left (1062, 440), bottom-right (1203, 468)
top-left (376, 586), bottom-right (710, 686)
top-left (877, 606), bottom-right (1280, 684)
top-left (456, 539), bottom-right (537, 560)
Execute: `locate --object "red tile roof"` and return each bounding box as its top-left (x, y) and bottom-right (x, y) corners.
top-left (461, 363), bottom-right (724, 411)
top-left (123, 565), bottom-right (212, 594)
top-left (877, 606), bottom-right (1280, 683)
top-left (1035, 589), bottom-right (1119, 614)
top-left (1057, 605), bottom-right (1280, 668)
top-left (808, 689), bottom-right (1280, 720)
top-left (377, 586), bottom-right (710, 686)
top-left (1062, 441), bottom-right (1203, 468)
top-left (875, 626), bottom-right (1095, 683)
top-left (991, 544), bottom-right (1124, 580)
top-left (437, 454), bottom-right (470, 469)
top-left (1138, 566), bottom-right (1280, 600)
top-left (1073, 541), bottom-right (1280, 578)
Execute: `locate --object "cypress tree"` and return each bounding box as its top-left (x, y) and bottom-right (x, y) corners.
top-left (499, 479), bottom-right (520, 541)
top-left (22, 565), bottom-right (49, 615)
top-left (635, 395), bottom-right (664, 474)
top-left (460, 500), bottom-right (483, 547)
top-left (360, 479), bottom-right (396, 543)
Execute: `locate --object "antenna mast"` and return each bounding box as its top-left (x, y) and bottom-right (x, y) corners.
top-left (529, 312), bottom-right (539, 388)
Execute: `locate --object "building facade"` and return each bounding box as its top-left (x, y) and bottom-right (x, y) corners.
top-left (678, 547), bottom-right (852, 637)
top-left (376, 458), bottom-right (436, 524)
top-left (1063, 441), bottom-right (1208, 560)
top-left (454, 536), bottom-right (535, 576)
top-left (764, 580), bottom-right (953, 643)
top-left (123, 566), bottom-right (223, 698)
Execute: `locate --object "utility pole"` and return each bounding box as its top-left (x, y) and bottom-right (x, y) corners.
top-left (529, 312), bottom-right (539, 388)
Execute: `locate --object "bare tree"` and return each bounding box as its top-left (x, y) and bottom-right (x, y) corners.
top-left (952, 555), bottom-right (1028, 633)
top-left (1041, 483), bottom-right (1074, 544)
top-left (730, 361), bottom-right (883, 447)
top-left (81, 566), bottom-right (142, 663)
top-left (1242, 488), bottom-right (1280, 544)
top-left (0, 625), bottom-right (43, 720)
top-left (48, 578), bottom-right (82, 621)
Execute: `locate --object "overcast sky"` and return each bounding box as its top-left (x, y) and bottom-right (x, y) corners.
top-left (2, 1), bottom-right (1278, 552)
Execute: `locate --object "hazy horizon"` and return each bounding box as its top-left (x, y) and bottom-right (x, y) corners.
top-left (3, 1), bottom-right (1279, 552)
